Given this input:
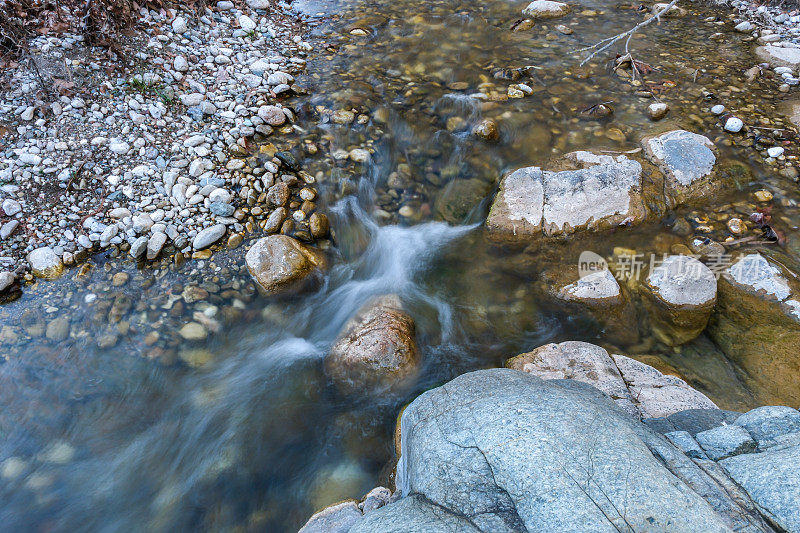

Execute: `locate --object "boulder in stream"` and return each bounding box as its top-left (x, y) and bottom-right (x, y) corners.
top-left (642, 130), bottom-right (718, 206)
top-left (522, 0), bottom-right (570, 19)
top-left (707, 253), bottom-right (800, 406)
top-left (553, 268), bottom-right (640, 345)
top-left (486, 151), bottom-right (644, 241)
top-left (348, 369), bottom-right (762, 532)
top-left (641, 254), bottom-right (717, 346)
top-left (325, 295), bottom-right (420, 395)
top-left (245, 235), bottom-right (327, 296)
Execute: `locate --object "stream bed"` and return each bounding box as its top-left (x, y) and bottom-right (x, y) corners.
top-left (1, 0), bottom-right (800, 530)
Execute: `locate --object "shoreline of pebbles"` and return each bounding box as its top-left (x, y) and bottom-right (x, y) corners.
top-left (0, 0), bottom-right (331, 298)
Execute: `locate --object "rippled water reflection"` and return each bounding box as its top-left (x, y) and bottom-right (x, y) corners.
top-left (2, 0), bottom-right (800, 530)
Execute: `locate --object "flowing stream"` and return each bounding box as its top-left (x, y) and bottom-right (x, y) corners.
top-left (2, 0), bottom-right (800, 530)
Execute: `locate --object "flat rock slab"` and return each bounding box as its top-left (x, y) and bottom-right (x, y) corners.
top-left (734, 406), bottom-right (800, 448)
top-left (756, 45), bottom-right (800, 69)
top-left (507, 341), bottom-right (717, 419)
top-left (486, 152), bottom-right (643, 240)
top-left (642, 130), bottom-right (716, 205)
top-left (696, 424), bottom-right (757, 461)
top-left (720, 445), bottom-right (800, 532)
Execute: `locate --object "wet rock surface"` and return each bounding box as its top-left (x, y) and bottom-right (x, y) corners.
top-left (245, 235), bottom-right (327, 296)
top-left (641, 254), bottom-right (717, 346)
top-left (642, 130), bottom-right (718, 206)
top-left (486, 151), bottom-right (644, 240)
top-left (348, 369), bottom-right (775, 532)
top-left (325, 295), bottom-right (420, 395)
top-left (708, 253), bottom-right (800, 406)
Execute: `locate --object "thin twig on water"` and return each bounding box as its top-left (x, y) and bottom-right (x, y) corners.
top-left (574, 0), bottom-right (680, 66)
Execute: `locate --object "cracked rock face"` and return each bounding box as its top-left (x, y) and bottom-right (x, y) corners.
top-left (486, 152), bottom-right (644, 241)
top-left (506, 341), bottom-right (716, 419)
top-left (351, 368), bottom-right (731, 532)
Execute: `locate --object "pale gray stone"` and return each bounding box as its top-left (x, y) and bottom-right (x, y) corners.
top-left (696, 425), bottom-right (757, 461)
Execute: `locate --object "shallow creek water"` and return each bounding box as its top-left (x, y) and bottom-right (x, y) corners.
top-left (2, 0), bottom-right (800, 530)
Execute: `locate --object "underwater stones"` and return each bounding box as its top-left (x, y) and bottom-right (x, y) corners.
top-left (522, 0), bottom-right (570, 19)
top-left (434, 178), bottom-right (492, 223)
top-left (245, 235), bottom-right (327, 296)
top-left (179, 322), bottom-right (208, 342)
top-left (756, 45), bottom-right (800, 69)
top-left (708, 253), bottom-right (800, 406)
top-left (27, 247), bottom-right (64, 280)
top-left (325, 295), bottom-right (420, 396)
top-left (486, 151), bottom-right (644, 241)
top-left (642, 130), bottom-right (717, 206)
top-left (641, 255), bottom-right (717, 346)
top-left (472, 118), bottom-right (499, 141)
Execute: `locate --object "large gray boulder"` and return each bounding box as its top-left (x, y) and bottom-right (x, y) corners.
top-left (352, 369), bottom-right (735, 532)
top-left (486, 152), bottom-right (644, 241)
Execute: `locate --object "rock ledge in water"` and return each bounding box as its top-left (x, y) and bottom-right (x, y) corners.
top-left (486, 151), bottom-right (644, 241)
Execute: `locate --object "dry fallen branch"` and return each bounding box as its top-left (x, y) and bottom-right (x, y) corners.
top-left (574, 0), bottom-right (680, 67)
